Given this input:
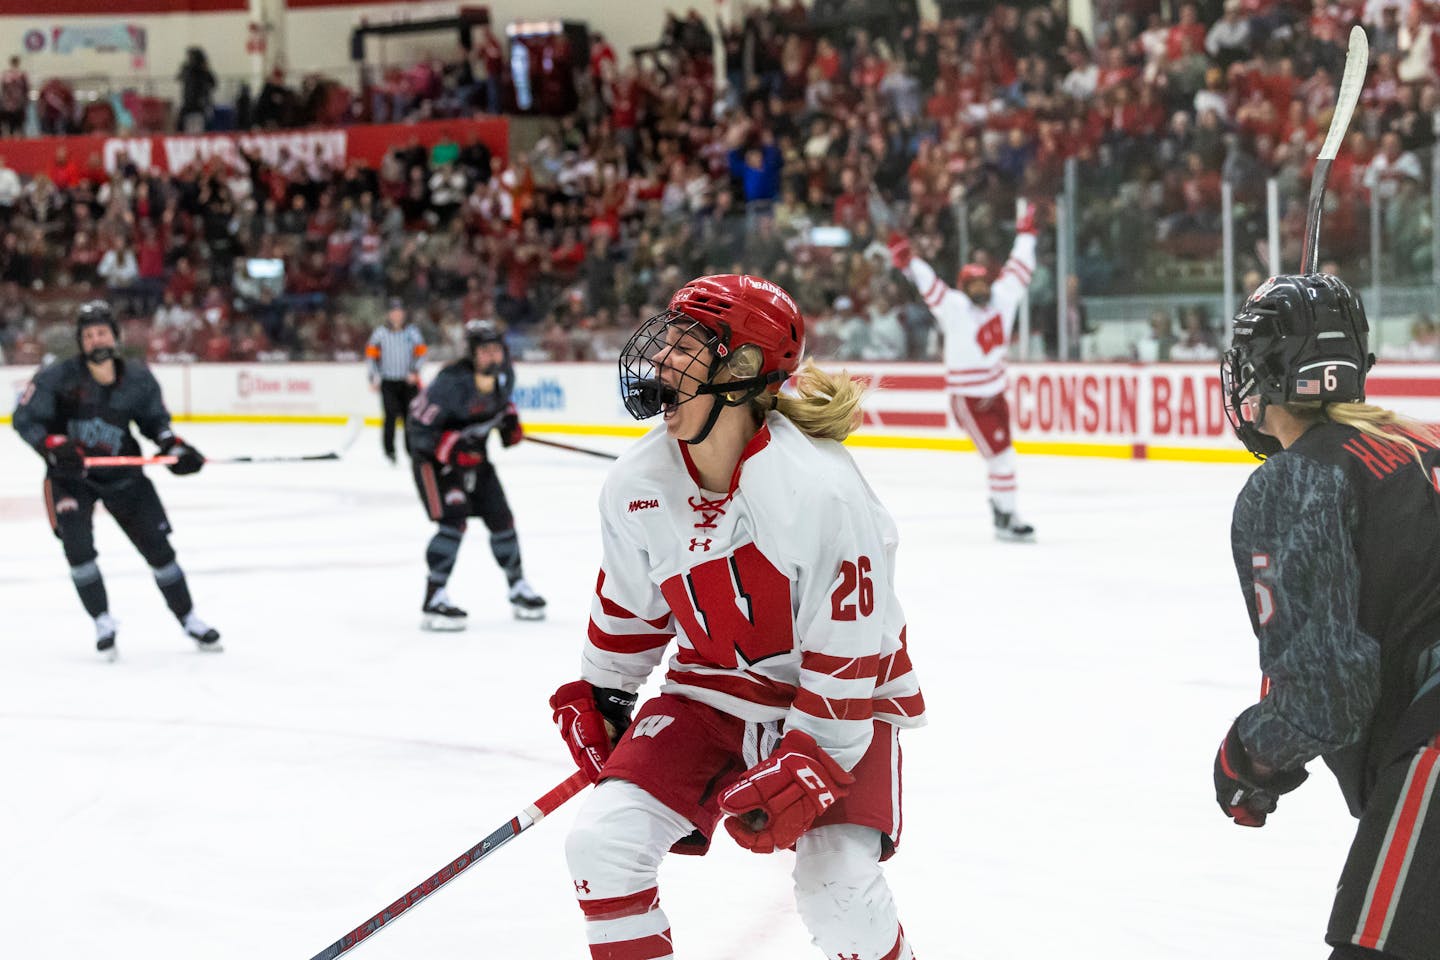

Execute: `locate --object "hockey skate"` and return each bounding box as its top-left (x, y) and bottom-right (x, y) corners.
top-left (508, 579), bottom-right (547, 621)
top-left (422, 585), bottom-right (468, 631)
top-left (184, 612), bottom-right (224, 652)
top-left (991, 500), bottom-right (1036, 543)
top-left (95, 613), bottom-right (118, 663)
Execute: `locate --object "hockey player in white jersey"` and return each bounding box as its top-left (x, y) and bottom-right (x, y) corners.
top-left (549, 274), bottom-right (926, 960)
top-left (889, 203), bottom-right (1039, 540)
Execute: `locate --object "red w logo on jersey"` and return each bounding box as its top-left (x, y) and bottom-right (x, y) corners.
top-left (660, 542), bottom-right (793, 668)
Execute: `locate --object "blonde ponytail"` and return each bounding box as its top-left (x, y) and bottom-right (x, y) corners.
top-left (1287, 400), bottom-right (1432, 468)
top-left (769, 360), bottom-right (867, 442)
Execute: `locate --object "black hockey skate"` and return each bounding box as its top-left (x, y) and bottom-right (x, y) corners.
top-left (184, 613), bottom-right (224, 652)
top-left (991, 500), bottom-right (1036, 543)
top-left (508, 579), bottom-right (547, 621)
top-left (422, 585), bottom-right (468, 631)
top-left (95, 613), bottom-right (118, 663)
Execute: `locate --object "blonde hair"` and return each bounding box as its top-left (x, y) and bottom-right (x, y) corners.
top-left (1286, 400), bottom-right (1432, 467)
top-left (723, 351), bottom-right (866, 442)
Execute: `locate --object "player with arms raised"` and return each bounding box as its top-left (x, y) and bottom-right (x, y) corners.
top-left (888, 204), bottom-right (1038, 541)
top-left (11, 300), bottom-right (219, 660)
top-left (406, 319), bottom-right (545, 628)
top-left (549, 275), bottom-right (925, 960)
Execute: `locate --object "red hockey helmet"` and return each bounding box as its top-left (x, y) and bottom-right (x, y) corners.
top-left (618, 274), bottom-right (806, 435)
top-left (667, 274), bottom-right (805, 379)
top-left (957, 262), bottom-right (990, 285)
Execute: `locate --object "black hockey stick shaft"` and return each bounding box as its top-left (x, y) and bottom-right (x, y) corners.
top-left (306, 771), bottom-right (589, 960)
top-left (83, 417), bottom-right (364, 468)
top-left (523, 435), bottom-right (620, 461)
top-left (1300, 26), bottom-right (1369, 274)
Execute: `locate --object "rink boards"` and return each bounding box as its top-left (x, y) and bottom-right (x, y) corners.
top-left (4, 361), bottom-right (1438, 462)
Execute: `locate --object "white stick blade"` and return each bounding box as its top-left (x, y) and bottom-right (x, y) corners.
top-left (1318, 26), bottom-right (1368, 161)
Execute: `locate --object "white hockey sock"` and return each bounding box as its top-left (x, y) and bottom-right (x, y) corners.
top-left (566, 781), bottom-right (691, 960)
top-left (794, 825), bottom-right (909, 960)
top-left (987, 447), bottom-right (1019, 515)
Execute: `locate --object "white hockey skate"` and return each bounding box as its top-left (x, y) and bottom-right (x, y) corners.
top-left (95, 613), bottom-right (118, 663)
top-left (184, 612), bottom-right (224, 652)
top-left (992, 501), bottom-right (1036, 543)
top-left (508, 579), bottom-right (547, 621)
top-left (422, 586), bottom-right (468, 632)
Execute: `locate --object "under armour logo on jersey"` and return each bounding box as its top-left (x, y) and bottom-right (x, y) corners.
top-left (689, 538), bottom-right (712, 552)
top-left (574, 880), bottom-right (590, 894)
top-left (630, 715), bottom-right (675, 739)
top-left (628, 498), bottom-right (659, 512)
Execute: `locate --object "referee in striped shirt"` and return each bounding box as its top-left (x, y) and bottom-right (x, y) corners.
top-left (366, 298), bottom-right (427, 463)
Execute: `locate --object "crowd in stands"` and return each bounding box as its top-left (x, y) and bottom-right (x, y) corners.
top-left (1, 0), bottom-right (1439, 367)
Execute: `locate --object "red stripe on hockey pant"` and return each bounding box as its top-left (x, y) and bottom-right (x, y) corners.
top-left (1356, 746), bottom-right (1440, 948)
top-left (421, 464), bottom-right (442, 520)
top-left (43, 478), bottom-right (57, 531)
top-left (587, 620), bottom-right (675, 655)
top-left (951, 396), bottom-right (995, 457)
top-left (801, 652), bottom-right (879, 680)
top-left (589, 931), bottom-right (674, 960)
top-left (793, 687), bottom-right (875, 721)
top-left (578, 886), bottom-right (660, 920)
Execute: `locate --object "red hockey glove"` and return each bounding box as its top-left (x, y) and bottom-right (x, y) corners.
top-left (718, 730), bottom-right (854, 854)
top-left (1015, 201), bottom-right (1037, 236)
top-left (159, 435), bottom-right (205, 475)
top-left (549, 680), bottom-right (637, 784)
top-left (500, 403), bottom-right (523, 448)
top-left (1213, 721), bottom-right (1308, 827)
top-left (886, 231), bottom-right (912, 271)
top-left (436, 430), bottom-right (485, 468)
top-left (43, 434), bottom-right (86, 479)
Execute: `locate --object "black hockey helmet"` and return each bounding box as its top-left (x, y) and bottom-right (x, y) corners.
top-left (465, 318), bottom-right (504, 349)
top-left (75, 299), bottom-right (119, 360)
top-left (464, 318), bottom-right (508, 372)
top-left (1222, 273), bottom-right (1374, 459)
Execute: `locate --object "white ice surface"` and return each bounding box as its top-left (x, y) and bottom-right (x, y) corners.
top-left (0, 423), bottom-right (1356, 959)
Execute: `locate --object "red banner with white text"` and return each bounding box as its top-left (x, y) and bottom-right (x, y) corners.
top-left (0, 116), bottom-right (508, 177)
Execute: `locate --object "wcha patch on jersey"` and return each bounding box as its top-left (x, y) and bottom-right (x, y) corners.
top-left (627, 498), bottom-right (660, 513)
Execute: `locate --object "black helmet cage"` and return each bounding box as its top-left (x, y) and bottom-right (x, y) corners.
top-left (1221, 273), bottom-right (1374, 460)
top-left (465, 319), bottom-right (508, 370)
top-left (618, 310), bottom-right (784, 422)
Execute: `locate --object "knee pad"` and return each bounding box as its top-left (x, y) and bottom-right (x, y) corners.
top-left (794, 825), bottom-right (898, 959)
top-left (136, 536), bottom-right (177, 570)
top-left (565, 780), bottom-right (692, 901)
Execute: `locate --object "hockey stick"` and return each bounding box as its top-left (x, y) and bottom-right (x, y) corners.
top-left (523, 435), bottom-right (619, 461)
top-left (1300, 26), bottom-right (1369, 274)
top-left (306, 770), bottom-right (589, 960)
top-left (83, 417), bottom-right (364, 468)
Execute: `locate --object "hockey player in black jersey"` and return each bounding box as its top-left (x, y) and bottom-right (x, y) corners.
top-left (406, 319), bottom-right (545, 628)
top-left (1214, 273), bottom-right (1440, 959)
top-left (11, 301), bottom-right (221, 660)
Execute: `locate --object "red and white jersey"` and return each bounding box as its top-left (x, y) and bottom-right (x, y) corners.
top-left (903, 233), bottom-right (1037, 398)
top-left (582, 412), bottom-right (926, 771)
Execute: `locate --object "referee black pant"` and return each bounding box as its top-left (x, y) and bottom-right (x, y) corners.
top-left (379, 379), bottom-right (419, 459)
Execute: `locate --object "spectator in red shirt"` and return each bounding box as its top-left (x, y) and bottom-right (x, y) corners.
top-left (1167, 3), bottom-right (1209, 62)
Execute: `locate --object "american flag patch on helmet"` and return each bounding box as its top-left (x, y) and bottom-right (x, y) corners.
top-left (1296, 379), bottom-right (1321, 395)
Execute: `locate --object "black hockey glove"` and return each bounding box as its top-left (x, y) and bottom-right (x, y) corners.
top-left (436, 429), bottom-right (486, 470)
top-left (160, 436), bottom-right (205, 475)
top-left (1214, 721), bottom-right (1308, 827)
top-left (43, 434), bottom-right (85, 479)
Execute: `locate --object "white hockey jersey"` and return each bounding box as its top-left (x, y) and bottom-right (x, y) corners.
top-left (903, 233), bottom-right (1037, 398)
top-left (582, 412), bottom-right (926, 772)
